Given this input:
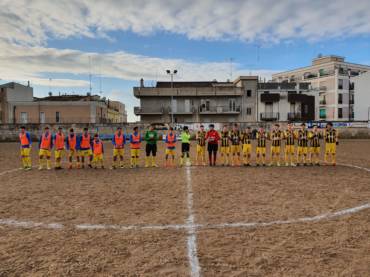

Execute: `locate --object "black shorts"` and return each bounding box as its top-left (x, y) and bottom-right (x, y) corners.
top-left (207, 143), bottom-right (218, 153)
top-left (145, 144), bottom-right (157, 156)
top-left (181, 143), bottom-right (190, 153)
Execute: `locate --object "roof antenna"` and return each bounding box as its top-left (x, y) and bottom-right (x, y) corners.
top-left (229, 58), bottom-right (234, 80)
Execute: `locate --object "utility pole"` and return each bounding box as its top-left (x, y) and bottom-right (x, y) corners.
top-left (88, 56), bottom-right (92, 95)
top-left (166, 69), bottom-right (177, 125)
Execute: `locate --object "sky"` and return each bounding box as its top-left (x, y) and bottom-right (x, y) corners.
top-left (1, 0), bottom-right (370, 122)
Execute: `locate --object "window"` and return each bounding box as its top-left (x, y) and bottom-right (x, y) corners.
top-left (229, 99), bottom-right (236, 111)
top-left (20, 112), bottom-right (28, 123)
top-left (246, 107), bottom-right (252, 115)
top-left (56, 111), bottom-right (60, 123)
top-left (40, 112), bottom-right (45, 124)
top-left (338, 108), bottom-right (343, 119)
top-left (338, 93), bottom-right (343, 104)
top-left (338, 79), bottom-right (343, 90)
top-left (320, 109), bottom-right (326, 119)
top-left (246, 90), bottom-right (252, 97)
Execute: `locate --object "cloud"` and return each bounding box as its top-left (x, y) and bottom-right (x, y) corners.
top-left (1, 0), bottom-right (370, 46)
top-left (0, 39), bottom-right (278, 87)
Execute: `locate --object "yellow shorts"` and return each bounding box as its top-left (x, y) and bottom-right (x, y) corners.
top-left (93, 154), bottom-right (103, 162)
top-left (69, 149), bottom-right (78, 158)
top-left (79, 149), bottom-right (93, 157)
top-left (39, 149), bottom-right (51, 158)
top-left (231, 145), bottom-right (240, 154)
top-left (113, 148), bottom-right (124, 157)
top-left (256, 147), bottom-right (266, 155)
top-left (196, 145), bottom-right (206, 154)
top-left (285, 145), bottom-right (295, 154)
top-left (54, 149), bottom-right (65, 159)
top-left (20, 148), bottom-right (31, 157)
top-left (165, 148), bottom-right (176, 155)
top-left (220, 146), bottom-right (230, 154)
top-left (131, 149), bottom-right (140, 157)
top-left (242, 144), bottom-right (252, 154)
top-left (325, 143), bottom-right (336, 154)
top-left (297, 146), bottom-right (308, 155)
top-left (271, 146), bottom-right (281, 155)
top-left (310, 147), bottom-right (321, 154)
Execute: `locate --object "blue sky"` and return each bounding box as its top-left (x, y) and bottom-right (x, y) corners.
top-left (1, 0), bottom-right (370, 122)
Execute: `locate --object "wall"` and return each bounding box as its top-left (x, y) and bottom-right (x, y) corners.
top-left (354, 71), bottom-right (370, 121)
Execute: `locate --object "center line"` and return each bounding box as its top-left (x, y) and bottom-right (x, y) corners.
top-left (185, 166), bottom-right (201, 277)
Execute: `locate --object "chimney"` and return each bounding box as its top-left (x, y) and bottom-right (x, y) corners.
top-left (140, 78), bottom-right (144, 88)
top-left (27, 81), bottom-right (30, 87)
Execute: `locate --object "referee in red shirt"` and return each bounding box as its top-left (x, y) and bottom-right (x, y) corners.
top-left (206, 124), bottom-right (220, 166)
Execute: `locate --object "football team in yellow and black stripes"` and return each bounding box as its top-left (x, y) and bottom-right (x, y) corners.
top-left (17, 122), bottom-right (339, 170)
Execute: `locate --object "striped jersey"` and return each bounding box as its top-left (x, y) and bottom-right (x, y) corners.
top-left (230, 130), bottom-right (241, 145)
top-left (309, 131), bottom-right (321, 147)
top-left (270, 130), bottom-right (282, 147)
top-left (325, 129), bottom-right (337, 143)
top-left (297, 129), bottom-right (309, 147)
top-left (284, 130), bottom-right (295, 146)
top-left (197, 131), bottom-right (206, 146)
top-left (241, 132), bottom-right (252, 145)
top-left (221, 131), bottom-right (230, 147)
top-left (256, 131), bottom-right (267, 148)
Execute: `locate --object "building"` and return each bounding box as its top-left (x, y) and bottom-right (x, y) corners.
top-left (257, 82), bottom-right (316, 122)
top-left (134, 76), bottom-right (315, 124)
top-left (134, 76), bottom-right (258, 124)
top-left (272, 55), bottom-right (370, 121)
top-left (107, 100), bottom-right (127, 123)
top-left (0, 82), bottom-right (33, 124)
top-left (0, 82), bottom-right (127, 124)
top-left (353, 71), bottom-right (370, 121)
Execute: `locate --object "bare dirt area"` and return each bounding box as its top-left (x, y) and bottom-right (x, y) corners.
top-left (0, 140), bottom-right (370, 276)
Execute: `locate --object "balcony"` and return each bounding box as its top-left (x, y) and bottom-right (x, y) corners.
top-left (319, 100), bottom-right (327, 105)
top-left (168, 106), bottom-right (196, 115)
top-left (260, 93), bottom-right (280, 102)
top-left (287, 112), bottom-right (302, 121)
top-left (199, 105), bottom-right (241, 114)
top-left (260, 112), bottom-right (279, 121)
top-left (134, 106), bottom-right (164, 115)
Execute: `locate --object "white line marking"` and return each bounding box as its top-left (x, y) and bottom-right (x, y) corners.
top-left (0, 168), bottom-right (21, 176)
top-left (0, 219), bottom-right (63, 229)
top-left (185, 166), bottom-right (201, 277)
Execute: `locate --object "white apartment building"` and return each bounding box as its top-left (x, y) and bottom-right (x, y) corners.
top-left (272, 55), bottom-right (370, 121)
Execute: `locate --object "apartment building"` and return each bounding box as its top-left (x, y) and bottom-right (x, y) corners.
top-left (272, 55), bottom-right (370, 121)
top-left (257, 82), bottom-right (316, 122)
top-left (134, 76), bottom-right (258, 123)
top-left (134, 76), bottom-right (315, 124)
top-left (0, 82), bottom-right (127, 124)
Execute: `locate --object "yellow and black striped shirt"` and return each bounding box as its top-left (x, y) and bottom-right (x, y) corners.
top-left (284, 130), bottom-right (295, 146)
top-left (256, 132), bottom-right (267, 148)
top-left (221, 131), bottom-right (230, 147)
top-left (197, 131), bottom-right (206, 146)
top-left (309, 131), bottom-right (321, 147)
top-left (270, 130), bottom-right (282, 147)
top-left (297, 130), bottom-right (309, 147)
top-left (230, 130), bottom-right (241, 145)
top-left (325, 129), bottom-right (337, 143)
top-left (241, 132), bottom-right (252, 145)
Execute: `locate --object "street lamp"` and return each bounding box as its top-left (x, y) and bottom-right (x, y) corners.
top-left (166, 69), bottom-right (177, 125)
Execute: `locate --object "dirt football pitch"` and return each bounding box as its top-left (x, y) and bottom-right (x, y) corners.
top-left (0, 140), bottom-right (370, 276)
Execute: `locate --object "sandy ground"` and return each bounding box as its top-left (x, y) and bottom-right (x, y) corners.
top-left (0, 140), bottom-right (369, 276)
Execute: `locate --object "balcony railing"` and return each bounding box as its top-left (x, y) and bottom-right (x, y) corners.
top-left (199, 105), bottom-right (241, 114)
top-left (260, 112), bottom-right (279, 121)
top-left (168, 106), bottom-right (196, 114)
top-left (319, 100), bottom-right (326, 105)
top-left (287, 112), bottom-right (302, 121)
top-left (134, 106), bottom-right (164, 115)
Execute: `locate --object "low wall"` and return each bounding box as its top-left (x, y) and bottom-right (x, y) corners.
top-left (1, 122), bottom-right (370, 142)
